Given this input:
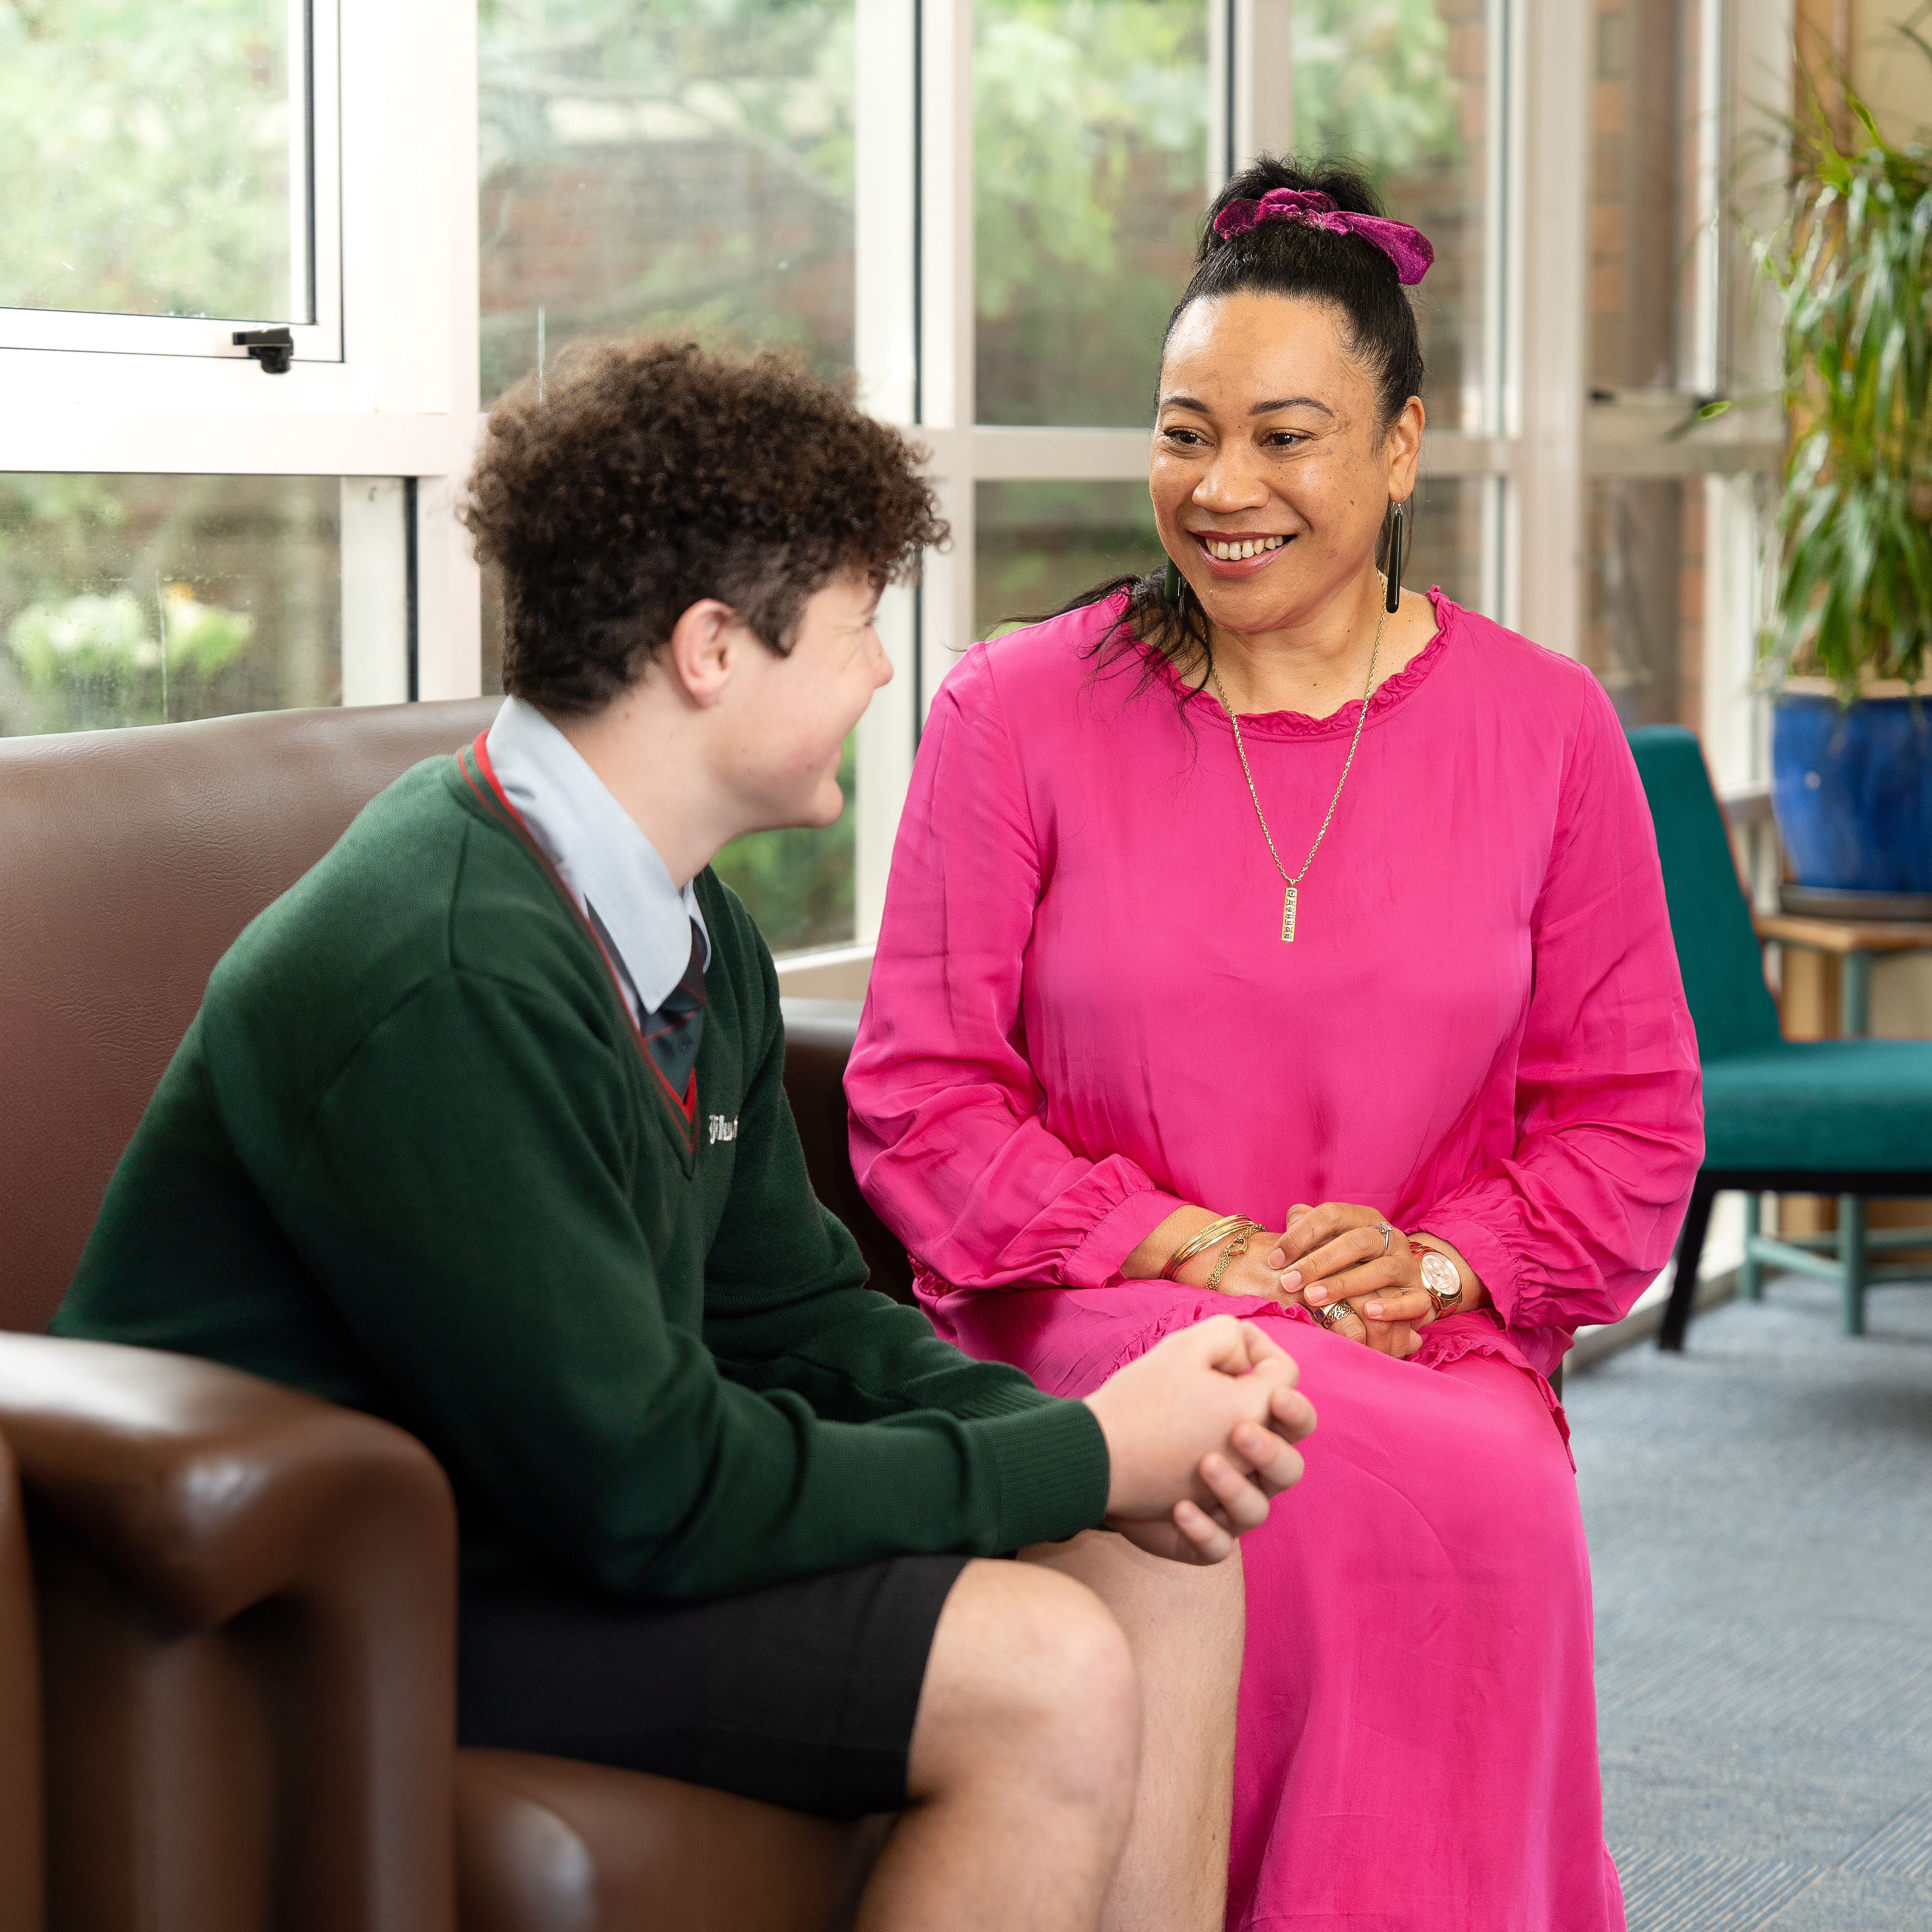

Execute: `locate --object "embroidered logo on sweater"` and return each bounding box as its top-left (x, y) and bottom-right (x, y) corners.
top-left (708, 1114), bottom-right (739, 1146)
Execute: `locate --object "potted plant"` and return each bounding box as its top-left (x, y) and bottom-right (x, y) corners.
top-left (1755, 62), bottom-right (1932, 907)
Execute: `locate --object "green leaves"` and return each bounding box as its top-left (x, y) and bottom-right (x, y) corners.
top-left (970, 0), bottom-right (1209, 424)
top-left (1290, 0), bottom-right (1462, 182)
top-left (7, 583), bottom-right (253, 692)
top-left (1762, 66), bottom-right (1932, 698)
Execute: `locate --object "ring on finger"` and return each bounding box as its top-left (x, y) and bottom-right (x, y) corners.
top-left (1375, 1221), bottom-right (1395, 1256)
top-left (1316, 1300), bottom-right (1351, 1331)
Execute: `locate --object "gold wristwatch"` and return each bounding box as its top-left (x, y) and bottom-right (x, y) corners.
top-left (1416, 1247), bottom-right (1463, 1317)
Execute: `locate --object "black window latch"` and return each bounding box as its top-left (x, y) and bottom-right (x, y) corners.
top-left (232, 327), bottom-right (294, 374)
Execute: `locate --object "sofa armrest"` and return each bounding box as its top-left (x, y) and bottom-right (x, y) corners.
top-left (0, 1333), bottom-right (458, 1932)
top-left (455, 1748), bottom-right (887, 1932)
top-left (0, 1333), bottom-right (448, 1628)
top-left (0, 1334), bottom-right (450, 1630)
top-left (0, 1430), bottom-right (42, 1932)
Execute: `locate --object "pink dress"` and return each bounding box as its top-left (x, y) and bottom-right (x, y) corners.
top-left (846, 592), bottom-right (1704, 1931)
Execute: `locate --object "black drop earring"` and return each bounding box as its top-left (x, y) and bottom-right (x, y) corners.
top-left (1164, 558), bottom-right (1187, 612)
top-left (1384, 500), bottom-right (1406, 614)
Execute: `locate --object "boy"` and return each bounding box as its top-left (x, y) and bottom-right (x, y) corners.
top-left (56, 340), bottom-right (1312, 1931)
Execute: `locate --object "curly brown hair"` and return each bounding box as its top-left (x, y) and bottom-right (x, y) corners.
top-left (461, 338), bottom-right (946, 714)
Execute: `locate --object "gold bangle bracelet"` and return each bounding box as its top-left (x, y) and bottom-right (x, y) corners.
top-left (1161, 1214), bottom-right (1249, 1279)
top-left (1160, 1214), bottom-right (1264, 1282)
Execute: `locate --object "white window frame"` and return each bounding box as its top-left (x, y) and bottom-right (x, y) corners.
top-left (0, 0), bottom-right (483, 704)
top-left (0, 0), bottom-right (345, 368)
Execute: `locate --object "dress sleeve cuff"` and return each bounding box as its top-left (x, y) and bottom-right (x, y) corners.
top-left (1415, 1209), bottom-right (1523, 1326)
top-left (1068, 1188), bottom-right (1192, 1289)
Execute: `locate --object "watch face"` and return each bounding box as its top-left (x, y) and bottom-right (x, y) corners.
top-left (1420, 1251), bottom-right (1460, 1305)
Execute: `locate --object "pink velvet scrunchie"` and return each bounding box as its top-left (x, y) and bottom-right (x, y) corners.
top-left (1212, 187), bottom-right (1435, 285)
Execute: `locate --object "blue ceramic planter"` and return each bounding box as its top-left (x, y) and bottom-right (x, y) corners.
top-left (1771, 692), bottom-right (1932, 893)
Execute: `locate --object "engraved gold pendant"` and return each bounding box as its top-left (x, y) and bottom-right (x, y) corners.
top-left (1282, 883), bottom-right (1298, 942)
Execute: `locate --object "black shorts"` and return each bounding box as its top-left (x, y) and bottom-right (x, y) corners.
top-left (456, 1554), bottom-right (971, 1820)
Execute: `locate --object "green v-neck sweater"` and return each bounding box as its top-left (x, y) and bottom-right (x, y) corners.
top-left (55, 748), bottom-right (1109, 1601)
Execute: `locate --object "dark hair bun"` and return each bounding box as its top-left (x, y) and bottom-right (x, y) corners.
top-left (1173, 153), bottom-right (1424, 427)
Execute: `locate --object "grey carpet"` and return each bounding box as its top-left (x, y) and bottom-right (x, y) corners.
top-left (1570, 1275), bottom-right (1932, 1932)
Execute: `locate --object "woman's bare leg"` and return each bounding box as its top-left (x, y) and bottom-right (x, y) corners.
top-left (1023, 1532), bottom-right (1243, 1932)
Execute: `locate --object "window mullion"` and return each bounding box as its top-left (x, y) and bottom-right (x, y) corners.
top-left (1229, 0), bottom-right (1295, 174)
top-left (917, 0), bottom-right (976, 732)
top-left (854, 0), bottom-right (923, 945)
top-left (1512, 0), bottom-right (1590, 656)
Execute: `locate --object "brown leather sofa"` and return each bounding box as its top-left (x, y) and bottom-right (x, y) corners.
top-left (0, 1429), bottom-right (42, 1932)
top-left (0, 701), bottom-right (905, 1932)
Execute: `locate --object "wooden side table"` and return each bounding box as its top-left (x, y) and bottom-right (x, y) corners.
top-left (1747, 912), bottom-right (1932, 1331)
top-left (1754, 912), bottom-right (1932, 1036)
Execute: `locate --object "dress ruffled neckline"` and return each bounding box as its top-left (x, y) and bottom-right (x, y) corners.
top-left (1128, 586), bottom-right (1458, 740)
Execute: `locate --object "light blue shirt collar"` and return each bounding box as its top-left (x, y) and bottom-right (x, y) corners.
top-left (485, 695), bottom-right (710, 1018)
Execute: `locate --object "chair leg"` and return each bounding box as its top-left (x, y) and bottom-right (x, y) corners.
top-left (1659, 1175), bottom-right (1719, 1352)
top-left (1839, 1193), bottom-right (1867, 1337)
top-left (1740, 1193), bottom-right (1763, 1300)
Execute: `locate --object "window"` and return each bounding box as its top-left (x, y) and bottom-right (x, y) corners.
top-left (0, 0), bottom-right (481, 716)
top-left (974, 1), bottom-right (1212, 429)
top-left (1579, 0), bottom-right (1786, 786)
top-left (0, 0), bottom-right (343, 365)
top-left (475, 0), bottom-right (863, 958)
top-left (0, 0), bottom-right (1795, 960)
top-left (0, 472), bottom-right (361, 735)
top-left (477, 0), bottom-right (857, 405)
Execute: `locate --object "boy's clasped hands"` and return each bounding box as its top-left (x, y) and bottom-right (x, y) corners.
top-left (1084, 1315), bottom-right (1316, 1563)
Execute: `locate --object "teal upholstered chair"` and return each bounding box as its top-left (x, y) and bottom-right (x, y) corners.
top-left (1628, 727), bottom-right (1932, 1347)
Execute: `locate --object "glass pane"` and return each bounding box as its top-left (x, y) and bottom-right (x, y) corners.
top-left (712, 739), bottom-right (856, 955)
top-left (1585, 477), bottom-right (1704, 727)
top-left (0, 0), bottom-right (299, 321)
top-left (975, 480), bottom-right (1164, 637)
top-left (479, 0), bottom-right (856, 406)
top-left (975, 1), bottom-right (1213, 427)
top-left (0, 476), bottom-right (340, 735)
top-left (1291, 0), bottom-right (1495, 433)
top-left (482, 558), bottom-right (509, 699)
top-left (1404, 474), bottom-right (1490, 614)
top-left (1587, 0), bottom-right (1705, 392)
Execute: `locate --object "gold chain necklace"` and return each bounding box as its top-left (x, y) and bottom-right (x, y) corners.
top-left (1210, 593), bottom-right (1386, 943)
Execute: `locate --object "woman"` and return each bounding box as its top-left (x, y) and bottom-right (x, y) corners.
top-left (846, 158), bottom-right (1703, 1930)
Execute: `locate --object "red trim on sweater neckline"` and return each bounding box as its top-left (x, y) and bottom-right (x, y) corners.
top-left (458, 733), bottom-right (699, 1136)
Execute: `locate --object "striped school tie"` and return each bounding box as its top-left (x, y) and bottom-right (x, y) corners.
top-left (639, 916), bottom-right (708, 1096)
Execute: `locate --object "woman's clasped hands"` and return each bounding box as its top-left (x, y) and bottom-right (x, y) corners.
top-left (1268, 1202), bottom-right (1478, 1358)
top-left (1132, 1200), bottom-right (1486, 1359)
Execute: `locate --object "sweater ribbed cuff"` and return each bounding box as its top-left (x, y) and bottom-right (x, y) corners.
top-left (974, 1396), bottom-right (1111, 1551)
top-left (943, 1371), bottom-right (1068, 1421)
